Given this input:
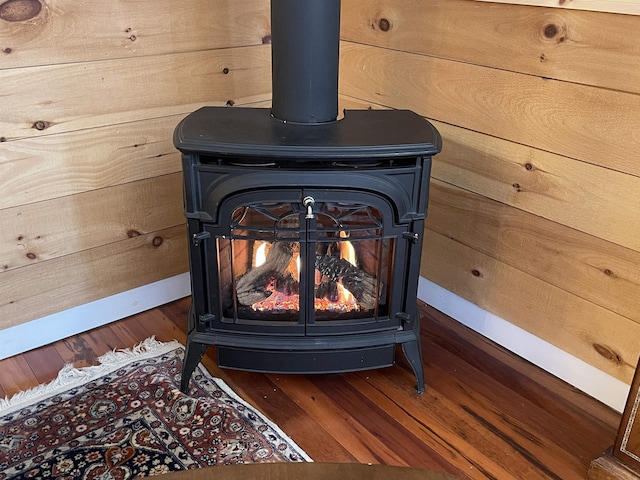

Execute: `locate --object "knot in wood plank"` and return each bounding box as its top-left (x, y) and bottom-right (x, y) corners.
top-left (593, 343), bottom-right (623, 365)
top-left (378, 18), bottom-right (391, 32)
top-left (0, 0), bottom-right (41, 22)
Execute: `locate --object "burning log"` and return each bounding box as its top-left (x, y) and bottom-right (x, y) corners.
top-left (314, 256), bottom-right (378, 310)
top-left (274, 273), bottom-right (299, 296)
top-left (316, 280), bottom-right (340, 303)
top-left (236, 241), bottom-right (296, 305)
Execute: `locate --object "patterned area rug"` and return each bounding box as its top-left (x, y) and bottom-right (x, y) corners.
top-left (0, 338), bottom-right (310, 479)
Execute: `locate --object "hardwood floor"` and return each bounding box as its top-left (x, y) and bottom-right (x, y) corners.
top-left (0, 298), bottom-right (620, 479)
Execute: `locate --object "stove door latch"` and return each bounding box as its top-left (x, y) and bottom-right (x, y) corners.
top-left (396, 312), bottom-right (412, 324)
top-left (302, 196), bottom-right (315, 219)
top-left (192, 231), bottom-right (211, 247)
top-left (198, 313), bottom-right (215, 329)
top-left (403, 232), bottom-right (419, 244)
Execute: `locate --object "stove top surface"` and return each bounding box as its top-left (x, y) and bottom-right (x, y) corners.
top-left (174, 107), bottom-right (441, 160)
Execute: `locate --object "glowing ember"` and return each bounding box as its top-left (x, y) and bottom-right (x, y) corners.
top-left (315, 281), bottom-right (360, 312)
top-left (251, 272), bottom-right (361, 313)
top-left (251, 291), bottom-right (300, 312)
top-left (252, 292), bottom-right (361, 313)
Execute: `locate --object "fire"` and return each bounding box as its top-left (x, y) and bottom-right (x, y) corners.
top-left (253, 241), bottom-right (298, 276)
top-left (337, 231), bottom-right (357, 305)
top-left (254, 242), bottom-right (268, 267)
top-left (249, 236), bottom-right (362, 313)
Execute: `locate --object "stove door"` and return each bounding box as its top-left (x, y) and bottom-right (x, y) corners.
top-left (303, 189), bottom-right (405, 335)
top-left (202, 188), bottom-right (409, 335)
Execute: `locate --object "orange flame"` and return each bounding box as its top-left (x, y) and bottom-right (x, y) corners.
top-left (337, 231), bottom-right (357, 305)
top-left (254, 242), bottom-right (268, 267)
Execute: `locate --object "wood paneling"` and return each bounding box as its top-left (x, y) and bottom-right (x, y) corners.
top-left (426, 179), bottom-right (640, 326)
top-left (339, 41), bottom-right (640, 176)
top-left (0, 0), bottom-right (272, 332)
top-left (0, 224), bottom-right (188, 330)
top-left (341, 0), bottom-right (640, 94)
top-left (0, 0), bottom-right (270, 69)
top-left (0, 46), bottom-right (271, 140)
top-left (430, 121), bottom-right (640, 251)
top-left (420, 227), bottom-right (639, 383)
top-left (0, 173), bottom-right (184, 271)
top-left (472, 0), bottom-right (640, 16)
top-left (0, 116), bottom-right (182, 210)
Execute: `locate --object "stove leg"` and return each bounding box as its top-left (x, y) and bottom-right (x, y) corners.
top-left (180, 340), bottom-right (209, 394)
top-left (402, 339), bottom-right (425, 394)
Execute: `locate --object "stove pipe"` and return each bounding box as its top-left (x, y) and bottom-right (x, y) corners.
top-left (270, 0), bottom-right (341, 124)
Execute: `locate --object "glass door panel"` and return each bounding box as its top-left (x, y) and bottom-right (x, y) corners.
top-left (220, 202), bottom-right (302, 323)
top-left (312, 203), bottom-right (393, 321)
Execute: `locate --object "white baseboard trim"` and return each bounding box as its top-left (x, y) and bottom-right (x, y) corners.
top-left (0, 273), bottom-right (192, 362)
top-left (418, 276), bottom-right (629, 412)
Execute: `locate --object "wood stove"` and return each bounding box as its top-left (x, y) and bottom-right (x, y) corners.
top-left (174, 0), bottom-right (441, 394)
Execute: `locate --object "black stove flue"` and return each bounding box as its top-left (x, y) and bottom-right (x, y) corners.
top-left (271, 0), bottom-right (341, 124)
top-left (174, 0), bottom-right (441, 394)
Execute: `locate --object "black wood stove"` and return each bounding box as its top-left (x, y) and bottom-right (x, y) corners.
top-left (174, 0), bottom-right (441, 394)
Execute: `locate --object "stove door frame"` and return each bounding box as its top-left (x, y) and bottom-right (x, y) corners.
top-left (197, 187), bottom-right (411, 336)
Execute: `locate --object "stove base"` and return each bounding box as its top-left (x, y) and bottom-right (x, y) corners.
top-left (179, 304), bottom-right (426, 394)
top-left (217, 345), bottom-right (396, 374)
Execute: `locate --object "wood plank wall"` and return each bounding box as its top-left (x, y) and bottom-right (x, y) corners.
top-left (339, 0), bottom-right (640, 384)
top-left (0, 0), bottom-right (273, 331)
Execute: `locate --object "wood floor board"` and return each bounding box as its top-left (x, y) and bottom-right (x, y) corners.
top-left (423, 305), bottom-right (620, 433)
top-left (311, 373), bottom-right (463, 474)
top-left (343, 371), bottom-right (474, 473)
top-left (211, 370), bottom-right (358, 464)
top-left (117, 307), bottom-right (185, 346)
top-left (419, 364), bottom-right (583, 478)
top-left (380, 365), bottom-right (548, 478)
top-left (420, 328), bottom-right (612, 458)
top-left (19, 344), bottom-right (66, 386)
top-left (353, 365), bottom-right (522, 480)
top-left (0, 297), bottom-right (620, 479)
top-left (159, 298), bottom-right (191, 330)
top-left (85, 323), bottom-right (134, 359)
top-left (106, 321), bottom-right (148, 356)
top-left (54, 334), bottom-right (101, 368)
top-left (265, 373), bottom-right (410, 466)
top-left (0, 355), bottom-right (37, 399)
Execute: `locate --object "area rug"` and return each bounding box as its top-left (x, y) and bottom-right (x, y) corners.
top-left (0, 338), bottom-right (310, 479)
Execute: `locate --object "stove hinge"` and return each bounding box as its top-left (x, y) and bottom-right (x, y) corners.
top-left (192, 231), bottom-right (211, 247)
top-left (403, 232), bottom-right (419, 244)
top-left (198, 313), bottom-right (215, 329)
top-left (395, 312), bottom-right (413, 324)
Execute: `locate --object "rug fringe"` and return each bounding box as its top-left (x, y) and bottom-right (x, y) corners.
top-left (0, 336), bottom-right (182, 416)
